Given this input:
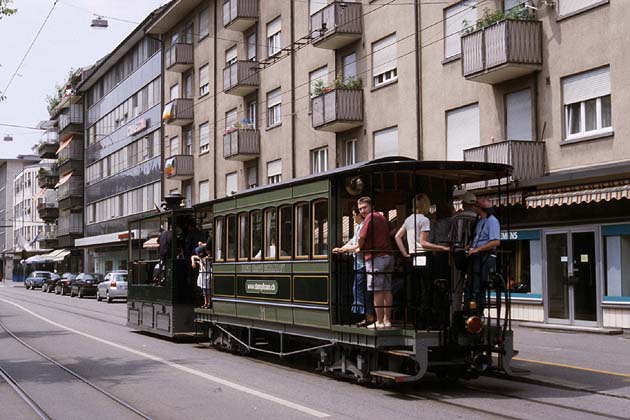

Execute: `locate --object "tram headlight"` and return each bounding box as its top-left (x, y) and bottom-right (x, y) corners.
top-left (465, 316), bottom-right (483, 335)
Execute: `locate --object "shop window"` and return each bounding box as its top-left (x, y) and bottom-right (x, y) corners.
top-left (251, 210), bottom-right (263, 260)
top-left (295, 203), bottom-right (310, 258)
top-left (264, 208), bottom-right (277, 259)
top-left (312, 200), bottom-right (328, 258)
top-left (499, 234), bottom-right (542, 296)
top-left (226, 214), bottom-right (237, 260)
top-left (279, 206), bottom-right (292, 259)
top-left (238, 213), bottom-right (250, 260)
top-left (215, 218), bottom-right (225, 261)
top-left (604, 233), bottom-right (630, 297)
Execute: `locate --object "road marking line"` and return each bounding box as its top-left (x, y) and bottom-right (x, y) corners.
top-left (0, 297), bottom-right (330, 418)
top-left (514, 357), bottom-right (630, 379)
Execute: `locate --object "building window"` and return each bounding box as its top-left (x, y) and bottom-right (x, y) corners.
top-left (444, 1), bottom-right (477, 59)
top-left (506, 89), bottom-right (533, 141)
top-left (562, 66), bottom-right (612, 141)
top-left (267, 17), bottom-right (281, 57)
top-left (374, 127), bottom-right (398, 159)
top-left (267, 159), bottom-right (282, 184)
top-left (247, 101), bottom-right (257, 129)
top-left (309, 66), bottom-right (328, 97)
top-left (226, 172), bottom-right (238, 196)
top-left (169, 83), bottom-right (179, 101)
top-left (344, 139), bottom-right (357, 166)
top-left (267, 88), bottom-right (282, 128)
top-left (199, 64), bottom-right (209, 96)
top-left (226, 108), bottom-right (238, 132)
top-left (169, 136), bottom-right (180, 156)
top-left (343, 52), bottom-right (357, 80)
top-left (199, 180), bottom-right (209, 203)
top-left (246, 165), bottom-right (258, 189)
top-left (446, 103), bottom-right (479, 160)
top-left (247, 32), bottom-right (257, 61)
top-left (558, 0), bottom-right (604, 16)
top-left (183, 127), bottom-right (193, 154)
top-left (309, 0), bottom-right (327, 15)
top-left (310, 147), bottom-right (328, 174)
top-left (199, 7), bottom-right (209, 39)
top-left (604, 231), bottom-right (630, 298)
top-left (225, 45), bottom-right (237, 65)
top-left (199, 122), bottom-right (210, 154)
top-left (372, 34), bottom-right (397, 87)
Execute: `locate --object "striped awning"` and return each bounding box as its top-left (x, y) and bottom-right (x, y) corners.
top-left (526, 181), bottom-right (630, 208)
top-left (34, 187), bottom-right (47, 201)
top-left (56, 135), bottom-right (73, 154)
top-left (55, 171), bottom-right (73, 188)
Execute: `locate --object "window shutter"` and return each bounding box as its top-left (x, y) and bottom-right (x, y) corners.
top-left (446, 103), bottom-right (480, 161)
top-left (372, 34), bottom-right (397, 76)
top-left (267, 88), bottom-right (282, 107)
top-left (226, 46), bottom-right (237, 64)
top-left (309, 66), bottom-right (328, 95)
top-left (247, 33), bottom-right (257, 60)
top-left (199, 65), bottom-right (209, 86)
top-left (506, 89), bottom-right (533, 141)
top-left (267, 159), bottom-right (282, 177)
top-left (226, 109), bottom-right (238, 127)
top-left (226, 173), bottom-right (238, 196)
top-left (267, 17), bottom-right (281, 37)
top-left (199, 180), bottom-right (209, 202)
top-left (374, 127), bottom-right (398, 159)
top-left (558, 0), bottom-right (601, 16)
top-left (444, 1), bottom-right (477, 58)
top-left (563, 67), bottom-right (610, 105)
top-left (199, 122), bottom-right (209, 147)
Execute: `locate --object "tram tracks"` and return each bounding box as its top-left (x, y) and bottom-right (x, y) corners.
top-left (0, 318), bottom-right (153, 420)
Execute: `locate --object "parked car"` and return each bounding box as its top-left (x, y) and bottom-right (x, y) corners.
top-left (55, 273), bottom-right (77, 296)
top-left (70, 273), bottom-right (104, 298)
top-left (42, 273), bottom-right (61, 293)
top-left (97, 270), bottom-right (128, 303)
top-left (24, 271), bottom-right (53, 290)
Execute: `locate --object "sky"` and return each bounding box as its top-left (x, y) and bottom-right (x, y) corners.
top-left (0, 0), bottom-right (166, 159)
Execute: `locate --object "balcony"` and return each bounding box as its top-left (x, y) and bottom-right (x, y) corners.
top-left (58, 103), bottom-right (84, 139)
top-left (37, 200), bottom-right (59, 221)
top-left (165, 154), bottom-right (194, 180)
top-left (162, 98), bottom-right (194, 126)
top-left (58, 176), bottom-right (83, 208)
top-left (223, 61), bottom-right (259, 96)
top-left (461, 19), bottom-right (542, 84)
top-left (223, 129), bottom-right (260, 161)
top-left (165, 42), bottom-right (193, 72)
top-left (39, 226), bottom-right (59, 249)
top-left (463, 140), bottom-right (545, 188)
top-left (38, 130), bottom-right (59, 159)
top-left (58, 211), bottom-right (83, 238)
top-left (310, 2), bottom-right (362, 50)
top-left (223, 0), bottom-right (258, 32)
top-left (312, 89), bottom-right (363, 132)
top-left (37, 169), bottom-right (59, 189)
top-left (57, 138), bottom-right (83, 175)
top-left (58, 224), bottom-right (83, 237)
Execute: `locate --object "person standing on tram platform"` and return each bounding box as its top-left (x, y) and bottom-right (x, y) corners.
top-left (465, 197), bottom-right (501, 313)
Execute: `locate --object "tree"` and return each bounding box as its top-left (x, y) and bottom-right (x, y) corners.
top-left (0, 0), bottom-right (17, 19)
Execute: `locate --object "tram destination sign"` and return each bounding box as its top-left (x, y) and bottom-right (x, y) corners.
top-left (245, 280), bottom-right (278, 295)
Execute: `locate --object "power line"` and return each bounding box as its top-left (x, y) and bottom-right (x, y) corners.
top-left (1, 1), bottom-right (59, 101)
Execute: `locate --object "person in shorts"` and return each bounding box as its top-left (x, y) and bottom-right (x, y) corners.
top-left (357, 197), bottom-right (394, 329)
top-left (192, 244), bottom-right (212, 308)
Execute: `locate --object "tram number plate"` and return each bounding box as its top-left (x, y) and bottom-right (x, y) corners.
top-left (245, 280), bottom-right (278, 295)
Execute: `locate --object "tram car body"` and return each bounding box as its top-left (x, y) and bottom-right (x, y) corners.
top-left (195, 158), bottom-right (517, 383)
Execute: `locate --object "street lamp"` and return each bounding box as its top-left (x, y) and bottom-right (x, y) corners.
top-left (90, 16), bottom-right (108, 29)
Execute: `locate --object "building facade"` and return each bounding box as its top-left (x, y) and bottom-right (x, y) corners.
top-left (75, 11), bottom-right (166, 274)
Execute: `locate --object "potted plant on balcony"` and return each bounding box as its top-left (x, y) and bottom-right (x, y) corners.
top-left (313, 77), bottom-right (362, 97)
top-left (463, 4), bottom-right (534, 34)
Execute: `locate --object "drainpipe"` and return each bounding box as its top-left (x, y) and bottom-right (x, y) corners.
top-left (414, 0), bottom-right (423, 160)
top-left (213, 5), bottom-right (218, 199)
top-left (290, 0), bottom-right (296, 179)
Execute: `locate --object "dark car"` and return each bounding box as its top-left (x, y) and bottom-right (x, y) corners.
top-left (55, 273), bottom-right (77, 296)
top-left (24, 271), bottom-right (53, 289)
top-left (42, 273), bottom-right (61, 293)
top-left (70, 273), bottom-right (104, 298)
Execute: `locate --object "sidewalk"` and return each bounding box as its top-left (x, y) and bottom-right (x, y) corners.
top-left (0, 280), bottom-right (24, 288)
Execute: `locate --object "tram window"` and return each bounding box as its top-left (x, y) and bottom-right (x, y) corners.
top-left (226, 214), bottom-right (237, 260)
top-left (215, 218), bottom-right (225, 261)
top-left (264, 208), bottom-right (277, 259)
top-left (342, 215), bottom-right (351, 243)
top-left (251, 210), bottom-right (263, 260)
top-left (238, 213), bottom-right (250, 260)
top-left (312, 200), bottom-right (328, 258)
top-left (279, 205), bottom-right (293, 259)
top-left (295, 203), bottom-right (310, 258)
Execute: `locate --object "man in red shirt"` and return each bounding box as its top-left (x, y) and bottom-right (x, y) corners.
top-left (357, 197), bottom-right (394, 328)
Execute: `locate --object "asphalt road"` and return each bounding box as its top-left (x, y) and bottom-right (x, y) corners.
top-left (1, 284), bottom-right (629, 420)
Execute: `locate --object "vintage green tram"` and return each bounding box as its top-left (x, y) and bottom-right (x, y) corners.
top-left (194, 158), bottom-right (516, 383)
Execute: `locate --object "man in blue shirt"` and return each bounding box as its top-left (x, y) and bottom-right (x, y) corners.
top-left (466, 198), bottom-right (500, 313)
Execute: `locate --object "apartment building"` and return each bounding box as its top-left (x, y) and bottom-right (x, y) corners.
top-left (148, 0), bottom-right (422, 203)
top-left (421, 0), bottom-right (630, 328)
top-left (75, 7), bottom-right (167, 274)
top-left (0, 155), bottom-right (40, 280)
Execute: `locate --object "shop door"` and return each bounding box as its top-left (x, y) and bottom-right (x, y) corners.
top-left (545, 230), bottom-right (598, 325)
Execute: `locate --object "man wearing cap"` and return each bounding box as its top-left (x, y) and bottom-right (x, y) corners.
top-left (466, 197), bottom-right (500, 313)
top-left (448, 191), bottom-right (478, 310)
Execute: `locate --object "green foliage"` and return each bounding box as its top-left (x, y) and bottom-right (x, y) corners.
top-left (313, 76), bottom-right (362, 96)
top-left (46, 68), bottom-right (82, 115)
top-left (463, 5), bottom-right (534, 34)
top-left (0, 0), bottom-right (17, 19)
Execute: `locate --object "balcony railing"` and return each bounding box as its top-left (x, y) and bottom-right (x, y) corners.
top-left (165, 154), bottom-right (194, 180)
top-left (223, 129), bottom-right (260, 161)
top-left (461, 19), bottom-right (542, 84)
top-left (37, 170), bottom-right (59, 189)
top-left (223, 0), bottom-right (258, 31)
top-left (310, 2), bottom-right (362, 50)
top-left (58, 103), bottom-right (84, 136)
top-left (38, 142), bottom-right (58, 159)
top-left (37, 200), bottom-right (59, 221)
top-left (312, 89), bottom-right (363, 132)
top-left (58, 178), bottom-right (83, 202)
top-left (58, 224), bottom-right (83, 236)
top-left (162, 98), bottom-right (194, 126)
top-left (223, 61), bottom-right (259, 96)
top-left (165, 42), bottom-right (193, 72)
top-left (463, 140), bottom-right (545, 189)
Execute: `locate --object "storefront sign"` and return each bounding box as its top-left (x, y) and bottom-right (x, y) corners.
top-left (127, 119), bottom-right (147, 136)
top-left (500, 230), bottom-right (541, 241)
top-left (245, 280), bottom-right (278, 295)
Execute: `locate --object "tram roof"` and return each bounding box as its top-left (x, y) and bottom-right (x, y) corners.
top-left (197, 157), bottom-right (511, 208)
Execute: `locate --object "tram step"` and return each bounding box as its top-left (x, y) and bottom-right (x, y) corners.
top-left (370, 370), bottom-right (415, 383)
top-left (384, 350), bottom-right (416, 358)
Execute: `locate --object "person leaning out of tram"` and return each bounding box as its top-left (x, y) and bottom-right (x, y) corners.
top-left (465, 197), bottom-right (500, 314)
top-left (332, 206), bottom-right (375, 327)
top-left (191, 241), bottom-right (212, 309)
top-left (394, 193), bottom-right (449, 329)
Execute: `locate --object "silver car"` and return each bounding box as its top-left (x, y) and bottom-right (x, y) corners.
top-left (96, 271), bottom-right (128, 303)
